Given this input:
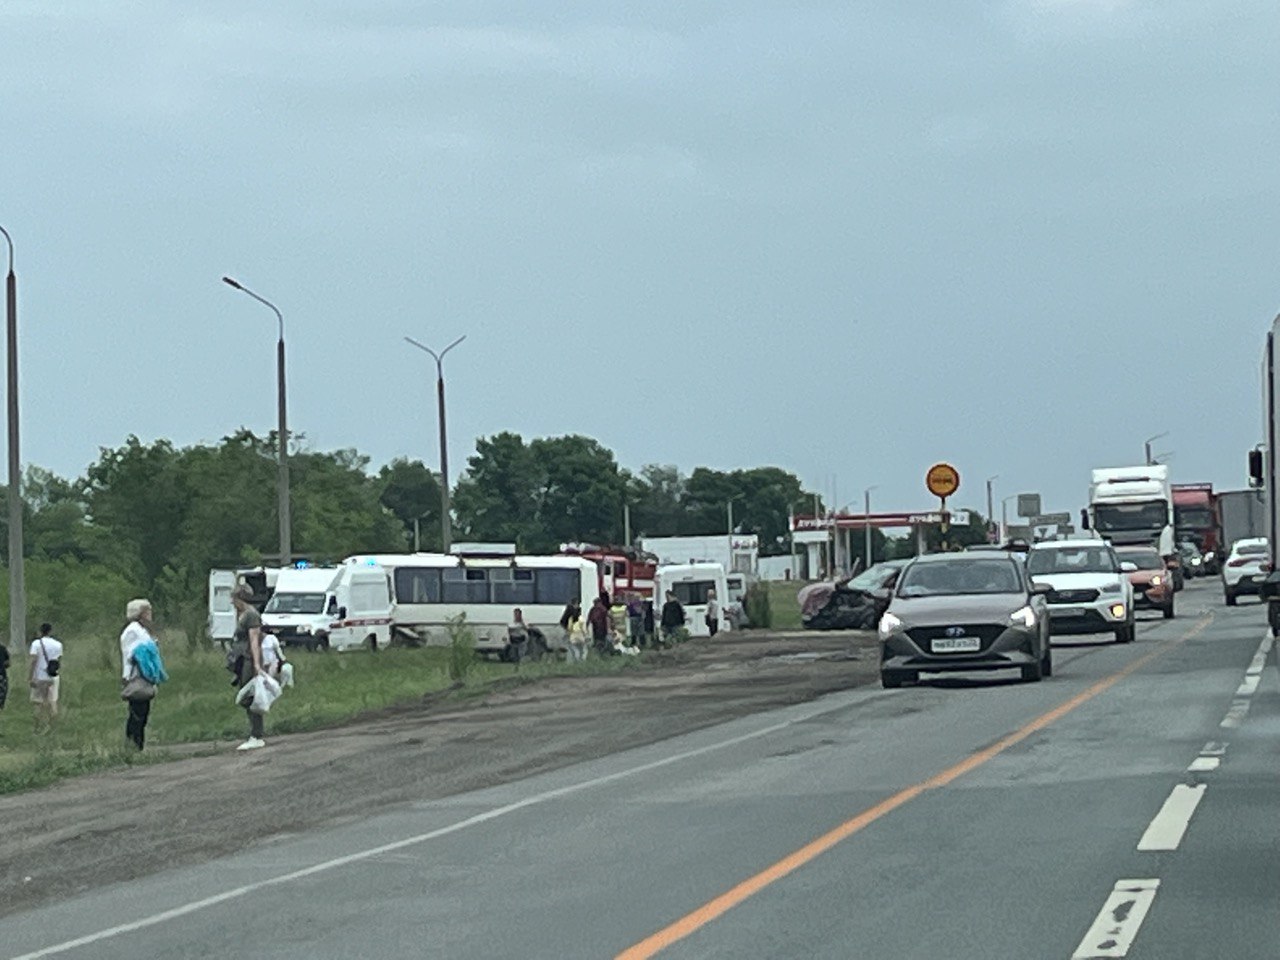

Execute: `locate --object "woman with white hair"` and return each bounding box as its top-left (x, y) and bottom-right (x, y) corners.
top-left (120, 598), bottom-right (158, 750)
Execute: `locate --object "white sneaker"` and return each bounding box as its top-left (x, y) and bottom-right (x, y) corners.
top-left (236, 737), bottom-right (266, 751)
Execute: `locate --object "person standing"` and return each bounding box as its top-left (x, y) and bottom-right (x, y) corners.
top-left (587, 596), bottom-right (612, 655)
top-left (705, 589), bottom-right (721, 637)
top-left (120, 600), bottom-right (159, 750)
top-left (231, 584), bottom-right (268, 751)
top-left (660, 591), bottom-right (685, 647)
top-left (559, 601), bottom-right (584, 662)
top-left (507, 608), bottom-right (530, 664)
top-left (28, 623), bottom-right (63, 732)
top-left (641, 600), bottom-right (656, 649)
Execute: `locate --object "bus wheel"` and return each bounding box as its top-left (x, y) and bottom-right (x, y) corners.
top-left (311, 633), bottom-right (330, 653)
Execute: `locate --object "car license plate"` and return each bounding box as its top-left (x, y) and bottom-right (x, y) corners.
top-left (931, 636), bottom-right (981, 654)
top-left (1052, 607), bottom-right (1085, 617)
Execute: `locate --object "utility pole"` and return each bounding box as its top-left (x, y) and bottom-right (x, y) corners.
top-left (1145, 432), bottom-right (1169, 466)
top-left (623, 502), bottom-right (632, 546)
top-left (1, 226), bottom-right (22, 653)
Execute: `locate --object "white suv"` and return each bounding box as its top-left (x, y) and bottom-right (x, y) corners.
top-left (1026, 539), bottom-right (1136, 643)
top-left (1222, 537), bottom-right (1270, 605)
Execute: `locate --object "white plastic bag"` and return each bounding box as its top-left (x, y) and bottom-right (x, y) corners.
top-left (235, 674), bottom-right (283, 714)
top-left (279, 662), bottom-right (295, 688)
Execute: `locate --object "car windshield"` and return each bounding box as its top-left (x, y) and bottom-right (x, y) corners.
top-left (846, 562), bottom-right (901, 590)
top-left (1236, 543), bottom-right (1268, 557)
top-left (264, 592), bottom-right (326, 614)
top-left (896, 559), bottom-right (1022, 597)
top-left (1026, 546), bottom-right (1117, 576)
top-left (1093, 501), bottom-right (1168, 532)
top-left (1118, 549), bottom-right (1163, 570)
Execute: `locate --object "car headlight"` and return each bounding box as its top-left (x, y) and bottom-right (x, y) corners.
top-left (1010, 605), bottom-right (1036, 629)
top-left (878, 612), bottom-right (903, 639)
top-left (1151, 575), bottom-right (1163, 586)
top-left (298, 624), bottom-right (312, 634)
top-left (1100, 582), bottom-right (1122, 595)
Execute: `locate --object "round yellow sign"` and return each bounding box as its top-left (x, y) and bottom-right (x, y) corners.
top-left (926, 462), bottom-right (960, 499)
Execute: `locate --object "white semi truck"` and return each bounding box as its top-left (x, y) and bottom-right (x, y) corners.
top-left (1251, 317), bottom-right (1280, 634)
top-left (1083, 465), bottom-right (1175, 560)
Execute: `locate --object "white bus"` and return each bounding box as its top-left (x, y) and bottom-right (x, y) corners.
top-left (343, 549), bottom-right (598, 657)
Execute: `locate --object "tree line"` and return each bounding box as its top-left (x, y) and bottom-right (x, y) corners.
top-left (0, 429), bottom-right (825, 642)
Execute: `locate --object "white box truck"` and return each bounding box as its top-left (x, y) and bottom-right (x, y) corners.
top-left (655, 562), bottom-right (730, 637)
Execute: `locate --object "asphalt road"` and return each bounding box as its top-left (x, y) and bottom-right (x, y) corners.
top-left (4, 580), bottom-right (1276, 960)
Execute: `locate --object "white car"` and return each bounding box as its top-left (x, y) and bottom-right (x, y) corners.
top-left (1026, 540), bottom-right (1136, 643)
top-left (1222, 537), bottom-right (1270, 605)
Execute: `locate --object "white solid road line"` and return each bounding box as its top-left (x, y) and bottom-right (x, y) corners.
top-left (1071, 879), bottom-right (1161, 959)
top-left (1137, 783), bottom-right (1206, 852)
top-left (5, 709), bottom-right (829, 960)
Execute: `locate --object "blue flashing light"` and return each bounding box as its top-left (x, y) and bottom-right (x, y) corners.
top-left (294, 560), bottom-right (310, 569)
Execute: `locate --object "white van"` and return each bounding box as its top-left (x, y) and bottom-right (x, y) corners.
top-left (656, 562), bottom-right (730, 637)
top-left (261, 562), bottom-right (394, 652)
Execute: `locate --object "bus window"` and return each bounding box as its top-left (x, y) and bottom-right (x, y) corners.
top-left (443, 567), bottom-right (489, 603)
top-left (395, 567), bottom-right (442, 604)
top-left (493, 568), bottom-right (536, 605)
top-left (536, 568), bottom-right (581, 605)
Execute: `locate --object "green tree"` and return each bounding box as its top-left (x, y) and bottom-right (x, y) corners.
top-left (625, 464), bottom-right (687, 539)
top-left (378, 458), bottom-right (442, 550)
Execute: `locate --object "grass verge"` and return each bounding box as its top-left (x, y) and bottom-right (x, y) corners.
top-left (0, 634), bottom-right (645, 795)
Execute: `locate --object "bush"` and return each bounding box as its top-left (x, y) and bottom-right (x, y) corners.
top-left (445, 613), bottom-right (476, 682)
top-left (744, 582), bottom-right (772, 629)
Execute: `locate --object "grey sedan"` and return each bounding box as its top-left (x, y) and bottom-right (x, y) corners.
top-left (879, 552), bottom-right (1053, 687)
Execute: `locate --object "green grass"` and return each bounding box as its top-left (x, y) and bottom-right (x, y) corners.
top-left (0, 634), bottom-right (644, 794)
top-left (765, 579), bottom-right (808, 631)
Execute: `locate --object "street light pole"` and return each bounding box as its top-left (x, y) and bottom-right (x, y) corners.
top-left (1, 226), bottom-right (22, 653)
top-left (1144, 432), bottom-right (1169, 466)
top-left (986, 475), bottom-right (998, 543)
top-left (1001, 494), bottom-right (1018, 543)
top-left (405, 335), bottom-right (465, 553)
top-left (864, 486), bottom-right (877, 568)
top-left (222, 277), bottom-right (290, 565)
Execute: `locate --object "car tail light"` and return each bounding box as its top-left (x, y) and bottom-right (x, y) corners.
top-left (1229, 558), bottom-right (1250, 567)
top-left (1263, 562), bottom-right (1274, 573)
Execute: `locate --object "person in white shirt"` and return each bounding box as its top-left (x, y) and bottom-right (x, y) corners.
top-left (28, 622), bottom-right (63, 731)
top-left (120, 599), bottom-right (158, 750)
top-left (260, 630), bottom-right (285, 681)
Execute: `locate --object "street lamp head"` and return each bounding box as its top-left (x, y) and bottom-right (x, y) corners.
top-left (221, 276), bottom-right (243, 290)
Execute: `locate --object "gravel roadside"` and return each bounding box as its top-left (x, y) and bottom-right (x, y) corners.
top-left (0, 629), bottom-right (877, 918)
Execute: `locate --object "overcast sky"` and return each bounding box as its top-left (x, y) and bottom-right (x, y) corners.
top-left (2, 1), bottom-right (1278, 520)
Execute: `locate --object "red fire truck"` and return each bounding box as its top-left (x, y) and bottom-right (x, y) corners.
top-left (560, 544), bottom-right (658, 601)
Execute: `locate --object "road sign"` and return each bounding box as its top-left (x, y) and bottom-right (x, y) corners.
top-left (1033, 524), bottom-right (1058, 541)
top-left (1017, 493), bottom-right (1041, 518)
top-left (926, 462), bottom-right (961, 499)
top-left (1032, 512), bottom-right (1072, 527)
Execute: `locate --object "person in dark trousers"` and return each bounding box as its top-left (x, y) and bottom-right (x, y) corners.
top-left (507, 608), bottom-right (530, 663)
top-left (660, 591), bottom-right (686, 646)
top-left (231, 585), bottom-right (268, 751)
top-left (587, 596), bottom-right (612, 655)
top-left (626, 595), bottom-right (644, 647)
top-left (705, 589), bottom-right (720, 637)
top-left (641, 600), bottom-right (656, 649)
top-left (120, 600), bottom-right (157, 750)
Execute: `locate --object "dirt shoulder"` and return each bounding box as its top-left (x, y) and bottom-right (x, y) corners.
top-left (0, 630), bottom-right (876, 918)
